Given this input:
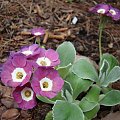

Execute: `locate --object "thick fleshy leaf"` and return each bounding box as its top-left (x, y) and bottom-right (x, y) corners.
top-left (37, 95), bottom-right (55, 104)
top-left (79, 97), bottom-right (98, 112)
top-left (84, 105), bottom-right (100, 120)
top-left (100, 53), bottom-right (119, 73)
top-left (53, 100), bottom-right (84, 120)
top-left (57, 42), bottom-right (76, 67)
top-left (57, 63), bottom-right (72, 79)
top-left (37, 92), bottom-right (64, 104)
top-left (100, 90), bottom-right (120, 106)
top-left (72, 59), bottom-right (98, 82)
top-left (51, 92), bottom-right (63, 101)
top-left (85, 85), bottom-right (101, 102)
top-left (61, 81), bottom-right (73, 102)
top-left (101, 66), bottom-right (120, 87)
top-left (45, 111), bottom-right (53, 120)
top-left (99, 60), bottom-right (109, 79)
top-left (79, 85), bottom-right (100, 112)
top-left (65, 71), bottom-right (92, 99)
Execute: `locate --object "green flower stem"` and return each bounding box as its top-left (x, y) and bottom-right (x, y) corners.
top-left (35, 36), bottom-right (41, 46)
top-left (98, 25), bottom-right (103, 60)
top-left (98, 16), bottom-right (106, 60)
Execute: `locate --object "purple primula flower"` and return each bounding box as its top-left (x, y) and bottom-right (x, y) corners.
top-left (1, 54), bottom-right (33, 87)
top-left (34, 48), bottom-right (60, 68)
top-left (89, 4), bottom-right (110, 14)
top-left (31, 27), bottom-right (45, 36)
top-left (31, 67), bottom-right (64, 99)
top-left (107, 6), bottom-right (120, 21)
top-left (18, 44), bottom-right (41, 59)
top-left (13, 83), bottom-right (37, 110)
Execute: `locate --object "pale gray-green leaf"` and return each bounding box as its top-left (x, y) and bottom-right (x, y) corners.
top-left (100, 53), bottom-right (119, 73)
top-left (61, 81), bottom-right (73, 102)
top-left (85, 84), bottom-right (101, 102)
top-left (57, 63), bottom-right (72, 79)
top-left (57, 42), bottom-right (76, 67)
top-left (72, 59), bottom-right (98, 82)
top-left (102, 66), bottom-right (120, 87)
top-left (84, 105), bottom-right (100, 120)
top-left (37, 95), bottom-right (55, 104)
top-left (65, 71), bottom-right (92, 99)
top-left (100, 90), bottom-right (120, 106)
top-left (53, 100), bottom-right (84, 120)
top-left (79, 97), bottom-right (98, 112)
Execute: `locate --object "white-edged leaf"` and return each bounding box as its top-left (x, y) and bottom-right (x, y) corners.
top-left (72, 59), bottom-right (98, 82)
top-left (102, 66), bottom-right (120, 87)
top-left (57, 42), bottom-right (76, 67)
top-left (100, 90), bottom-right (120, 106)
top-left (61, 81), bottom-right (73, 102)
top-left (65, 71), bottom-right (92, 99)
top-left (57, 63), bottom-right (72, 79)
top-left (37, 95), bottom-right (55, 104)
top-left (100, 53), bottom-right (119, 73)
top-left (53, 100), bottom-right (84, 120)
top-left (84, 105), bottom-right (100, 120)
top-left (79, 97), bottom-right (98, 112)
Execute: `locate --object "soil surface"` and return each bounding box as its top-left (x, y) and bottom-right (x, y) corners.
top-left (0, 0), bottom-right (120, 120)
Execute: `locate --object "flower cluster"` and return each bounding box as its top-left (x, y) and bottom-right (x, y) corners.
top-left (1, 44), bottom-right (64, 110)
top-left (89, 3), bottom-right (120, 20)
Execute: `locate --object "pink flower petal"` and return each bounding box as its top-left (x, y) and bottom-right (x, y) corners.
top-left (12, 54), bottom-right (27, 67)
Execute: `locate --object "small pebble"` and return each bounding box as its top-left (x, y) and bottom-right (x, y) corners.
top-left (21, 110), bottom-right (31, 118)
top-left (1, 108), bottom-right (20, 120)
top-left (1, 97), bottom-right (15, 108)
top-left (71, 16), bottom-right (78, 25)
top-left (108, 43), bottom-right (113, 48)
top-left (0, 106), bottom-right (7, 117)
top-left (2, 86), bottom-right (13, 98)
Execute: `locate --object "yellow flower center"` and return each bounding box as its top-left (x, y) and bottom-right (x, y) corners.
top-left (42, 82), bottom-right (49, 88)
top-left (40, 61), bottom-right (47, 66)
top-left (16, 72), bottom-right (23, 79)
top-left (24, 90), bottom-right (31, 97)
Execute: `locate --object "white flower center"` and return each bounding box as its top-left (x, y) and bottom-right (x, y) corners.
top-left (40, 77), bottom-right (53, 91)
top-left (34, 32), bottom-right (42, 36)
top-left (21, 87), bottom-right (33, 101)
top-left (22, 50), bottom-right (33, 56)
top-left (109, 9), bottom-right (117, 15)
top-left (36, 57), bottom-right (51, 66)
top-left (97, 9), bottom-right (106, 14)
top-left (11, 68), bottom-right (27, 82)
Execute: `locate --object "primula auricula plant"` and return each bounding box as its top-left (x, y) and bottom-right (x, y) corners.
top-left (1, 3), bottom-right (120, 120)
